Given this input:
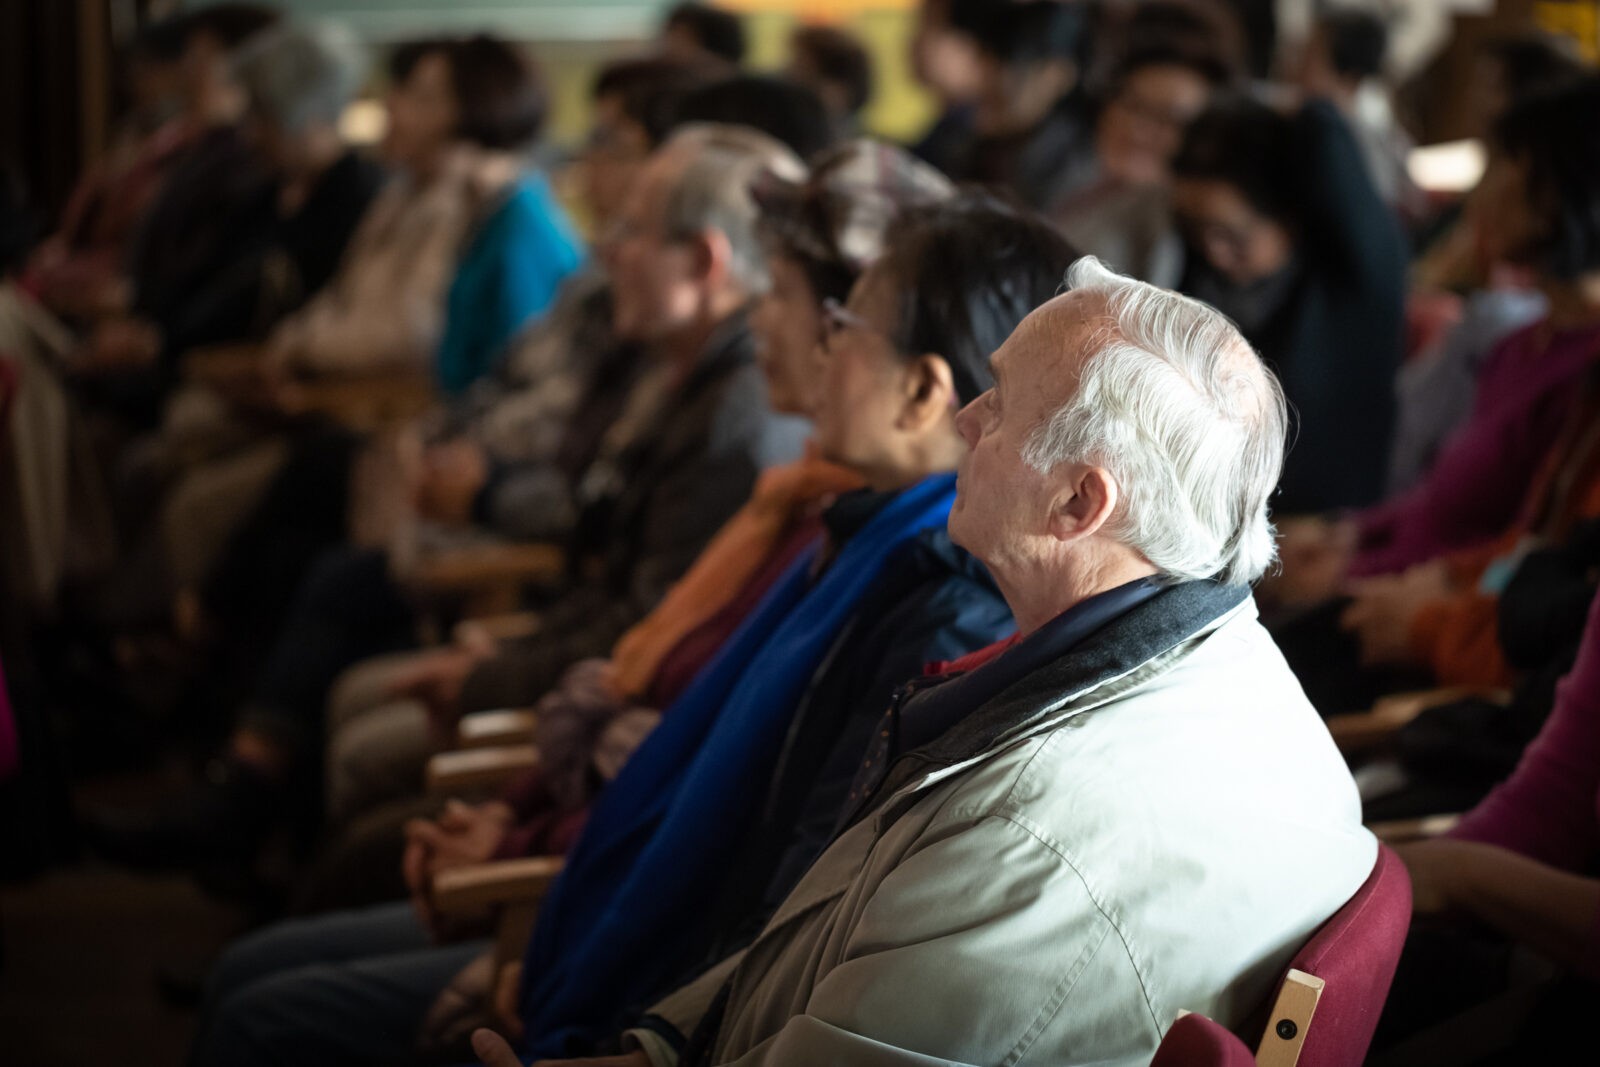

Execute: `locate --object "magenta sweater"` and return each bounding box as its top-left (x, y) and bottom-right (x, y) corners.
top-left (1450, 591), bottom-right (1600, 965)
top-left (1351, 319), bottom-right (1600, 577)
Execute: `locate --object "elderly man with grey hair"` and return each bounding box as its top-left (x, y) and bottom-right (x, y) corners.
top-left (475, 259), bottom-right (1376, 1067)
top-left (164, 19), bottom-right (382, 351)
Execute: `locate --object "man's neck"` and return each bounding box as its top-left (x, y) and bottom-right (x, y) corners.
top-left (657, 298), bottom-right (743, 384)
top-left (999, 549), bottom-right (1160, 637)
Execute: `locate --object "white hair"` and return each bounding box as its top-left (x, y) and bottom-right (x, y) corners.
top-left (1021, 257), bottom-right (1287, 586)
top-left (658, 124), bottom-right (805, 296)
top-left (233, 21), bottom-right (367, 133)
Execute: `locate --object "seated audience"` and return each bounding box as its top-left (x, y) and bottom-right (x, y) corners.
top-left (316, 138), bottom-right (946, 860)
top-left (59, 18), bottom-right (382, 626)
top-left (1275, 76), bottom-right (1600, 601)
top-left (191, 186), bottom-right (1044, 1067)
top-left (1298, 6), bottom-right (1427, 223)
top-left (505, 193), bottom-right (1065, 1058)
top-left (473, 257), bottom-right (1376, 1067)
top-left (787, 25), bottom-right (873, 141)
top-left (188, 52), bottom-right (693, 657)
top-left (93, 125), bottom-right (808, 871)
top-left (1173, 93), bottom-right (1407, 513)
top-left (659, 2), bottom-right (745, 68)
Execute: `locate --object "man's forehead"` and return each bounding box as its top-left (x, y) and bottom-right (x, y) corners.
top-left (997, 291), bottom-right (1103, 389)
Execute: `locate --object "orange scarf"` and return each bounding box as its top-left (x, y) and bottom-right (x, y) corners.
top-left (609, 452), bottom-right (863, 699)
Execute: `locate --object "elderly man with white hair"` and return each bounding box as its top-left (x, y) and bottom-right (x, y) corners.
top-left (475, 258), bottom-right (1376, 1067)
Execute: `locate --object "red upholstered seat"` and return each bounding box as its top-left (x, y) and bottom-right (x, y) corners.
top-left (1152, 844), bottom-right (1412, 1067)
top-left (1151, 1014), bottom-right (1255, 1067)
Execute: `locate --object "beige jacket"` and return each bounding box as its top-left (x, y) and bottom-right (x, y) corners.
top-left (631, 595), bottom-right (1375, 1066)
top-left (267, 166), bottom-right (473, 375)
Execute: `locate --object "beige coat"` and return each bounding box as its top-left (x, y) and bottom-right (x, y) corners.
top-left (631, 596), bottom-right (1375, 1066)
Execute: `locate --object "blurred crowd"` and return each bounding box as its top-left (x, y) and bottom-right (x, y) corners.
top-left (2, 1), bottom-right (1600, 1065)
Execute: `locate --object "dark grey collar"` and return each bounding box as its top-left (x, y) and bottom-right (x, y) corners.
top-left (848, 579), bottom-right (1250, 830)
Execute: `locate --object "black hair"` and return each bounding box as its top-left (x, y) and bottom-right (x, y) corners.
top-left (763, 239), bottom-right (858, 308)
top-left (791, 25), bottom-right (874, 116)
top-left (1115, 0), bottom-right (1244, 87)
top-left (878, 192), bottom-right (1081, 406)
top-left (1483, 32), bottom-right (1592, 107)
top-left (1317, 8), bottom-right (1388, 81)
top-left (591, 56), bottom-right (714, 149)
top-left (390, 35), bottom-right (547, 150)
top-left (174, 4), bottom-right (280, 52)
top-left (1493, 75), bottom-right (1600, 280)
top-left (1171, 96), bottom-right (1299, 227)
top-left (663, 3), bottom-right (747, 65)
top-left (128, 15), bottom-right (190, 65)
top-left (1107, 38), bottom-right (1238, 97)
top-left (673, 74), bottom-right (835, 162)
top-left (949, 0), bottom-right (1094, 70)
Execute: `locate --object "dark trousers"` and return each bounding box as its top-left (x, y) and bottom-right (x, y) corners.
top-left (192, 901), bottom-right (485, 1067)
top-left (241, 545), bottom-right (415, 760)
top-left (203, 421), bottom-right (361, 645)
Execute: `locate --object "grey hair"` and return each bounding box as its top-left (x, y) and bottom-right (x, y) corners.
top-left (233, 21), bottom-right (368, 133)
top-left (1022, 256), bottom-right (1287, 586)
top-left (658, 124), bottom-right (806, 296)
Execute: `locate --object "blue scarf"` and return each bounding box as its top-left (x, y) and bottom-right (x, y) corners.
top-left (519, 472), bottom-right (961, 1057)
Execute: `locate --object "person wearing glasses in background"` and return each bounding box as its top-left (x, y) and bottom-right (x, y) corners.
top-left (1172, 93), bottom-right (1407, 516)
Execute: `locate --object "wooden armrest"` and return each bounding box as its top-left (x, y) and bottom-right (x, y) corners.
top-left (283, 370), bottom-right (435, 431)
top-left (431, 856), bottom-right (566, 917)
top-left (458, 709), bottom-right (540, 749)
top-left (183, 343), bottom-right (264, 387)
top-left (453, 611), bottom-right (542, 642)
top-left (1329, 687), bottom-right (1511, 754)
top-left (408, 543), bottom-right (566, 595)
top-left (425, 744), bottom-right (540, 796)
top-left (1367, 813), bottom-right (1463, 844)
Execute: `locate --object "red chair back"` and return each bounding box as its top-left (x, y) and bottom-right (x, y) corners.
top-left (1152, 844), bottom-right (1412, 1067)
top-left (1280, 843), bottom-right (1411, 1067)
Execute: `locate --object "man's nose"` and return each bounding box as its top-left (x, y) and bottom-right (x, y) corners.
top-left (954, 396), bottom-right (982, 447)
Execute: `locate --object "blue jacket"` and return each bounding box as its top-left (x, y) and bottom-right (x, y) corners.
top-left (437, 174), bottom-right (583, 395)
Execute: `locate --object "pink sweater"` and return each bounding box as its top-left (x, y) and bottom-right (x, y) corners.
top-left (1451, 591), bottom-right (1600, 962)
top-left (1351, 319), bottom-right (1600, 577)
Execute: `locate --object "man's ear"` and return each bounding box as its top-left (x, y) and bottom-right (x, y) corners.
top-left (896, 354), bottom-right (958, 432)
top-left (1046, 465), bottom-right (1119, 544)
top-left (688, 227), bottom-right (733, 288)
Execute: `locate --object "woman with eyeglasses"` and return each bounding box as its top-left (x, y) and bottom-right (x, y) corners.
top-left (1172, 94), bottom-right (1408, 516)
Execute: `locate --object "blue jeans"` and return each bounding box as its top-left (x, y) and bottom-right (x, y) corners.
top-left (193, 900), bottom-right (487, 1067)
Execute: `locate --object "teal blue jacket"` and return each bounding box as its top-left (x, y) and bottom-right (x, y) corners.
top-left (438, 173), bottom-right (583, 395)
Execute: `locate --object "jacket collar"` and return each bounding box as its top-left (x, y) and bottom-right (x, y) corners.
top-left (854, 579), bottom-right (1251, 831)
